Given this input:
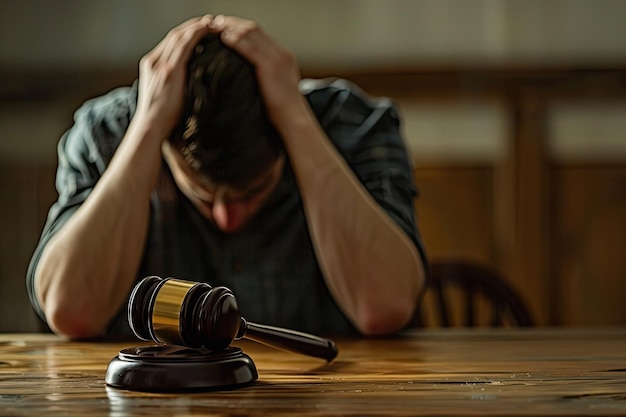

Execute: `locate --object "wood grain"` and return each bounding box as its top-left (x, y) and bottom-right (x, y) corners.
top-left (551, 165), bottom-right (626, 325)
top-left (1, 329), bottom-right (625, 416)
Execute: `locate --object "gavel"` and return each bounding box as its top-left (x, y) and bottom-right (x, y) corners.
top-left (128, 276), bottom-right (338, 361)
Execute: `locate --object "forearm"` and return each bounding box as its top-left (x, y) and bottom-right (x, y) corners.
top-left (203, 15), bottom-right (424, 333)
top-left (34, 16), bottom-right (217, 339)
top-left (277, 99), bottom-right (425, 335)
top-left (35, 119), bottom-right (162, 339)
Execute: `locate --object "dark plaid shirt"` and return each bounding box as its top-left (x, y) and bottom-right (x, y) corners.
top-left (27, 78), bottom-right (427, 338)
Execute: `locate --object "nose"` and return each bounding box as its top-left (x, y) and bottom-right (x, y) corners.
top-left (212, 200), bottom-right (248, 233)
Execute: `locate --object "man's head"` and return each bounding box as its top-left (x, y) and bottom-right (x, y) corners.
top-left (170, 33), bottom-right (282, 187)
top-left (164, 34), bottom-right (285, 232)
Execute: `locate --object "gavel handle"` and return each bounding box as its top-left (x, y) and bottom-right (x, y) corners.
top-left (237, 318), bottom-right (338, 362)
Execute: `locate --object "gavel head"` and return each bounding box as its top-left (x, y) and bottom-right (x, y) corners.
top-left (128, 276), bottom-right (242, 351)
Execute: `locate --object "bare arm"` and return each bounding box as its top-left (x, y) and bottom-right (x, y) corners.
top-left (212, 16), bottom-right (426, 335)
top-left (34, 16), bottom-right (215, 339)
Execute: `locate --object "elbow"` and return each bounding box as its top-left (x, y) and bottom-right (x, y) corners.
top-left (35, 251), bottom-right (112, 340)
top-left (43, 295), bottom-right (107, 340)
top-left (352, 296), bottom-right (416, 336)
top-left (351, 261), bottom-right (424, 336)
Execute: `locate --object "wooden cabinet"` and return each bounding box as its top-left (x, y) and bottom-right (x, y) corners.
top-left (0, 164), bottom-right (56, 332)
top-left (551, 165), bottom-right (626, 325)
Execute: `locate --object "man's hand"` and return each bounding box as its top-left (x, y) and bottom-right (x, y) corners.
top-left (135, 15), bottom-right (214, 139)
top-left (208, 15), bottom-right (304, 129)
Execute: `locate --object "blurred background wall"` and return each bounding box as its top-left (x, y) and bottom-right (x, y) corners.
top-left (1, 0), bottom-right (625, 331)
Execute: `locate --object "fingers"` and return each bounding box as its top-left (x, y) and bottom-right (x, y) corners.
top-left (162, 15), bottom-right (214, 65)
top-left (147, 16), bottom-right (203, 59)
top-left (208, 14), bottom-right (275, 65)
top-left (205, 13), bottom-right (302, 123)
top-left (144, 15), bottom-right (214, 70)
top-left (135, 14), bottom-right (216, 130)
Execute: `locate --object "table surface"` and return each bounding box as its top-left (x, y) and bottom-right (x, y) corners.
top-left (1, 328), bottom-right (626, 416)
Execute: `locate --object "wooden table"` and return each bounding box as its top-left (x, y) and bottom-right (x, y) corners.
top-left (1, 328), bottom-right (625, 416)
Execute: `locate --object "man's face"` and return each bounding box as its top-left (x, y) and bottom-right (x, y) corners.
top-left (162, 142), bottom-right (285, 233)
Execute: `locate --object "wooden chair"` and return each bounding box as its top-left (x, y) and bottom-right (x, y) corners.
top-left (413, 260), bottom-right (534, 328)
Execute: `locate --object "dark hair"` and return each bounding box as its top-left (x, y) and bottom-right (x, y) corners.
top-left (170, 34), bottom-right (282, 187)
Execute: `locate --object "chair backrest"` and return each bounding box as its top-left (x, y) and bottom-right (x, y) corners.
top-left (413, 260), bottom-right (534, 327)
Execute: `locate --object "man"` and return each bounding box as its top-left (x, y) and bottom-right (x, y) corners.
top-left (27, 14), bottom-right (427, 340)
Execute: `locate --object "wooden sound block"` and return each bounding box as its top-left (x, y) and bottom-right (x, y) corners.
top-left (105, 344), bottom-right (258, 392)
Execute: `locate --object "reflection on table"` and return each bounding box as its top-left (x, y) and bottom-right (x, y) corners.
top-left (1, 328), bottom-right (626, 416)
